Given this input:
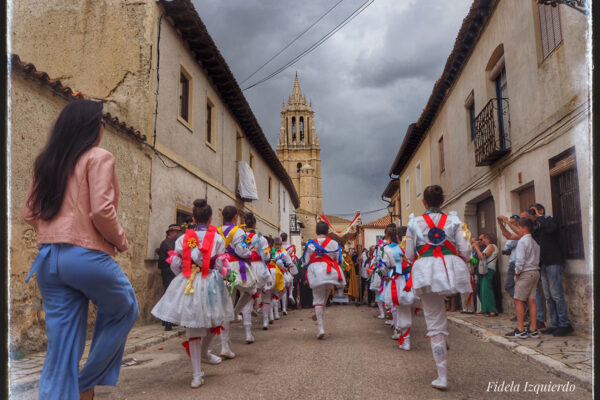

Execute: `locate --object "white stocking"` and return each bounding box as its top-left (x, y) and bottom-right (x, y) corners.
top-left (377, 301), bottom-right (384, 316)
top-left (391, 306), bottom-right (397, 327)
top-left (315, 305), bottom-right (324, 333)
top-left (262, 302), bottom-right (271, 327)
top-left (220, 321), bottom-right (231, 352)
top-left (201, 332), bottom-right (215, 358)
top-left (282, 291), bottom-right (288, 312)
top-left (189, 338), bottom-right (203, 379)
top-left (234, 291), bottom-right (253, 316)
top-left (430, 333), bottom-right (448, 384)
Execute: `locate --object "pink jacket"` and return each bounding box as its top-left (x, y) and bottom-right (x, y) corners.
top-left (22, 147), bottom-right (128, 256)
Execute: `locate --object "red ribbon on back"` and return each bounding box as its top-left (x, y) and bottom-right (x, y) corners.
top-left (182, 229), bottom-right (199, 278)
top-left (390, 278), bottom-right (400, 306)
top-left (200, 226), bottom-right (217, 278)
top-left (181, 337), bottom-right (202, 358)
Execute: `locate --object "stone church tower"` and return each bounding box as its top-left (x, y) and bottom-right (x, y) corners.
top-left (276, 74), bottom-right (323, 217)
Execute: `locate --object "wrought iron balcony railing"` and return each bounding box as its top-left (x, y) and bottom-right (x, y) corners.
top-left (474, 98), bottom-right (511, 166)
top-left (289, 213), bottom-right (301, 233)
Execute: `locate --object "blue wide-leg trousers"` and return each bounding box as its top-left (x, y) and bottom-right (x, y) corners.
top-left (27, 244), bottom-right (139, 400)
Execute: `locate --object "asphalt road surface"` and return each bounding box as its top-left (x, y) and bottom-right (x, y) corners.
top-left (19, 304), bottom-right (592, 399)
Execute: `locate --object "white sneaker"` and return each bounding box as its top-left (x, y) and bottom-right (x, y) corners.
top-left (201, 352), bottom-right (222, 365)
top-left (377, 314), bottom-right (386, 319)
top-left (431, 377), bottom-right (447, 390)
top-left (384, 320), bottom-right (393, 325)
top-left (190, 376), bottom-right (204, 388)
top-left (283, 310), bottom-right (288, 316)
top-left (317, 329), bottom-right (325, 340)
top-left (288, 295), bottom-right (296, 305)
top-left (391, 330), bottom-right (400, 340)
top-left (219, 349), bottom-right (236, 359)
top-left (246, 333), bottom-right (255, 344)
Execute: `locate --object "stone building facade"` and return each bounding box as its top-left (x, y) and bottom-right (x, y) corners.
top-left (9, 0), bottom-right (299, 352)
top-left (276, 75), bottom-right (323, 240)
top-left (383, 0), bottom-right (591, 331)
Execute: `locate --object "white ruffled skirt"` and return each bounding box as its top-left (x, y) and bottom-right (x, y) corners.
top-left (251, 260), bottom-right (272, 289)
top-left (369, 273), bottom-right (382, 292)
top-left (410, 255), bottom-right (472, 296)
top-left (381, 274), bottom-right (416, 306)
top-left (307, 261), bottom-right (346, 289)
top-left (151, 269), bottom-right (234, 328)
top-left (227, 260), bottom-right (257, 291)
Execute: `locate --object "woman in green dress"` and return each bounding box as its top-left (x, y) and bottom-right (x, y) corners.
top-left (473, 233), bottom-right (498, 316)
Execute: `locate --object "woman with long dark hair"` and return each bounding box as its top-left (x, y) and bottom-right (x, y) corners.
top-left (22, 100), bottom-right (139, 400)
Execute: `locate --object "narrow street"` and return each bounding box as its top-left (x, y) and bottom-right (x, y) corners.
top-left (63, 306), bottom-right (591, 399)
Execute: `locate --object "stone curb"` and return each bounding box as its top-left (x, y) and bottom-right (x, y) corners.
top-left (9, 327), bottom-right (185, 395)
top-left (448, 316), bottom-right (592, 392)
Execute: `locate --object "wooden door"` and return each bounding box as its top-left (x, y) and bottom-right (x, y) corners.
top-left (518, 186), bottom-right (536, 213)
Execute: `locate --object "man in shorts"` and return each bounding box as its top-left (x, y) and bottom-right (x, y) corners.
top-left (505, 218), bottom-right (541, 339)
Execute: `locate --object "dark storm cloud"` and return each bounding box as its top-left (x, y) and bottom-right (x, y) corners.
top-left (192, 0), bottom-right (472, 219)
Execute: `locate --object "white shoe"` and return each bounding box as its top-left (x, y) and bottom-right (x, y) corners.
top-left (288, 295), bottom-right (296, 305)
top-left (219, 349), bottom-right (236, 359)
top-left (431, 377), bottom-right (447, 390)
top-left (246, 334), bottom-right (255, 344)
top-left (384, 319), bottom-right (393, 325)
top-left (392, 330), bottom-right (400, 340)
top-left (317, 329), bottom-right (325, 340)
top-left (283, 310), bottom-right (288, 316)
top-left (190, 376), bottom-right (204, 388)
top-left (201, 352), bottom-right (222, 365)
top-left (377, 314), bottom-right (386, 319)
top-left (398, 337), bottom-right (411, 351)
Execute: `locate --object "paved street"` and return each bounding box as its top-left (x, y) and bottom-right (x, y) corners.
top-left (17, 305), bottom-right (590, 399)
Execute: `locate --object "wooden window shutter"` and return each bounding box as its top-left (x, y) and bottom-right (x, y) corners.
top-left (538, 4), bottom-right (562, 60)
top-left (551, 6), bottom-right (562, 50)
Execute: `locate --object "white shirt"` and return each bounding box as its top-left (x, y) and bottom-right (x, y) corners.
top-left (515, 234), bottom-right (540, 274)
top-left (360, 252), bottom-right (369, 278)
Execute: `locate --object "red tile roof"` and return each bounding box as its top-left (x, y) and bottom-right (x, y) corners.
top-left (362, 214), bottom-right (392, 229)
top-left (11, 54), bottom-right (146, 142)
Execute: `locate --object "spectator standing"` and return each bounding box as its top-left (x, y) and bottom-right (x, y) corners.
top-left (469, 237), bottom-right (482, 313)
top-left (472, 233), bottom-right (499, 316)
top-left (155, 224), bottom-right (182, 331)
top-left (529, 203), bottom-right (573, 336)
top-left (505, 218), bottom-right (540, 339)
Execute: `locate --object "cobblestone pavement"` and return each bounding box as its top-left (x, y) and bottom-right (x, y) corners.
top-left (10, 305), bottom-right (591, 399)
top-left (447, 311), bottom-right (592, 390)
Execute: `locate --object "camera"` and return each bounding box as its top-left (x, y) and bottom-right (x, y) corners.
top-left (528, 208), bottom-right (537, 216)
top-left (497, 217), bottom-right (504, 222)
top-left (502, 249), bottom-right (512, 255)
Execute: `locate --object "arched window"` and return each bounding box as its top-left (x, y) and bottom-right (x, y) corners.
top-left (292, 117), bottom-right (296, 141)
top-left (299, 117), bottom-right (304, 141)
top-left (297, 162), bottom-right (302, 173)
top-left (286, 117), bottom-right (288, 141)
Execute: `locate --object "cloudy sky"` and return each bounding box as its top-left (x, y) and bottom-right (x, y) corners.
top-left (192, 0), bottom-right (472, 221)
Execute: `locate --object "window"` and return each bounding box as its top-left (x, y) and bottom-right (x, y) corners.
top-left (468, 104), bottom-right (476, 141)
top-left (283, 191), bottom-right (286, 212)
top-left (404, 177), bottom-right (410, 207)
top-left (495, 67), bottom-right (509, 149)
top-left (206, 97), bottom-right (216, 149)
top-left (438, 136), bottom-right (445, 172)
top-left (538, 3), bottom-right (562, 60)
top-left (292, 117), bottom-right (296, 141)
top-left (176, 209), bottom-right (193, 229)
top-left (296, 162), bottom-right (302, 174)
top-left (300, 117), bottom-right (304, 142)
top-left (178, 66), bottom-right (192, 128)
top-left (549, 148), bottom-right (584, 259)
top-left (268, 176), bottom-right (273, 201)
top-left (415, 162), bottom-right (422, 197)
top-left (249, 152), bottom-right (254, 169)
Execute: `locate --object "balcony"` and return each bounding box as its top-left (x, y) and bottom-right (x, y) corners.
top-left (474, 98), bottom-right (511, 166)
top-left (289, 213), bottom-right (301, 234)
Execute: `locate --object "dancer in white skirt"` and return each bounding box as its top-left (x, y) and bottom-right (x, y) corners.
top-left (381, 225), bottom-right (415, 350)
top-left (217, 205), bottom-right (254, 359)
top-left (369, 242), bottom-right (386, 319)
top-left (272, 237), bottom-right (295, 316)
top-left (261, 236), bottom-right (283, 329)
top-left (241, 213), bottom-right (272, 343)
top-left (405, 185), bottom-right (471, 391)
top-left (302, 222), bottom-right (346, 339)
top-left (281, 232), bottom-right (298, 307)
top-left (151, 199), bottom-right (233, 388)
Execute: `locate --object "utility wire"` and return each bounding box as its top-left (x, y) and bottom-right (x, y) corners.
top-left (243, 0), bottom-right (375, 91)
top-left (327, 206), bottom-right (387, 218)
top-left (239, 0), bottom-right (346, 85)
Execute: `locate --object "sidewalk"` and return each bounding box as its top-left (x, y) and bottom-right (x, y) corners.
top-left (447, 311), bottom-right (592, 392)
top-left (9, 322), bottom-right (184, 396)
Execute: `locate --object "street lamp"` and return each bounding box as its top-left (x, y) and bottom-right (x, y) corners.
top-left (387, 203), bottom-right (401, 225)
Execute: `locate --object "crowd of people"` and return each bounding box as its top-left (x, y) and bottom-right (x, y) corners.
top-left (21, 100), bottom-right (575, 398)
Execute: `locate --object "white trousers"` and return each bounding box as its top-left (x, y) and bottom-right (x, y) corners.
top-left (420, 293), bottom-right (448, 337)
top-left (312, 284), bottom-right (332, 306)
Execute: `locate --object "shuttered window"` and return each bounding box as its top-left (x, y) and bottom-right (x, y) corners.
top-left (538, 3), bottom-right (562, 60)
top-left (549, 150), bottom-right (584, 259)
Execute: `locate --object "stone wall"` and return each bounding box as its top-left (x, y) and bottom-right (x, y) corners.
top-left (9, 73), bottom-right (156, 353)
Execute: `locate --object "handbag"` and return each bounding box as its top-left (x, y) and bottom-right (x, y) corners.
top-left (478, 255), bottom-right (497, 275)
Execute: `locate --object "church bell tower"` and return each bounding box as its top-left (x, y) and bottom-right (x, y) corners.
top-left (276, 74), bottom-right (323, 216)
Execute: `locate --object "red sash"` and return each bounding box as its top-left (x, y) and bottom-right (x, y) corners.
top-left (250, 252), bottom-right (262, 262)
top-left (417, 214), bottom-right (459, 283)
top-left (310, 238), bottom-right (343, 281)
top-left (200, 226), bottom-right (217, 278)
top-left (182, 229), bottom-right (199, 278)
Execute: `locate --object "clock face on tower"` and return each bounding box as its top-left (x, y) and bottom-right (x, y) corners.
top-left (276, 74), bottom-right (322, 216)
